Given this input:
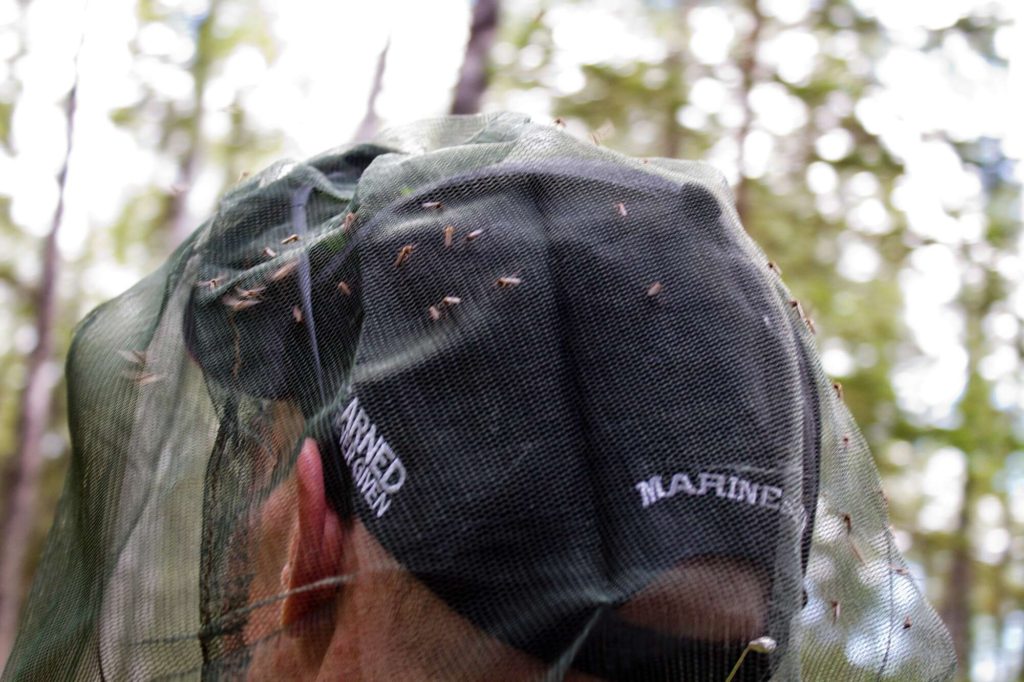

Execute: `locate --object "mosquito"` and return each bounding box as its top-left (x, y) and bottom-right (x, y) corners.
top-left (117, 349), bottom-right (147, 365)
top-left (123, 370), bottom-right (164, 386)
top-left (235, 285), bottom-right (265, 299)
top-left (270, 260), bottom-right (299, 282)
top-left (198, 276), bottom-right (223, 290)
top-left (496, 276), bottom-right (522, 288)
top-left (222, 296), bottom-right (260, 312)
top-left (394, 244), bottom-right (415, 267)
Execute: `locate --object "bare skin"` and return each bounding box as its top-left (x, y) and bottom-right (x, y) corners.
top-left (242, 439), bottom-right (768, 681)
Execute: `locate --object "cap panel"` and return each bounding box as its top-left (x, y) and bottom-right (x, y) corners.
top-left (3, 114), bottom-right (957, 682)
top-left (345, 173), bottom-right (609, 656)
top-left (333, 159), bottom-right (814, 669)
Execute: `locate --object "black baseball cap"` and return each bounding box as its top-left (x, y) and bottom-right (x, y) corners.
top-left (327, 159), bottom-right (820, 680)
top-left (185, 147), bottom-right (820, 680)
top-left (6, 114), bottom-right (958, 682)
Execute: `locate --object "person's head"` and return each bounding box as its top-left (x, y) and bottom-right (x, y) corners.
top-left (4, 114), bottom-right (956, 682)
top-left (196, 149), bottom-right (823, 681)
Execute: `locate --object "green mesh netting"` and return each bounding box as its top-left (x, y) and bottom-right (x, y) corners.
top-left (3, 113), bottom-right (956, 681)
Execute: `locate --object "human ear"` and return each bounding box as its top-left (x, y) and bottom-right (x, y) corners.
top-left (280, 438), bottom-right (345, 631)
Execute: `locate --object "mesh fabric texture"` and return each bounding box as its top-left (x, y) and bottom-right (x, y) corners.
top-left (3, 113), bottom-right (956, 681)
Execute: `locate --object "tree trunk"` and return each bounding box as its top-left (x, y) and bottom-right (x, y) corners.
top-left (734, 0), bottom-right (764, 226)
top-left (450, 0), bottom-right (500, 115)
top-left (941, 474), bottom-right (973, 674)
top-left (167, 0), bottom-right (221, 249)
top-left (0, 81), bottom-right (77, 667)
top-left (662, 47), bottom-right (684, 159)
top-left (993, 548), bottom-right (1011, 682)
top-left (660, 2), bottom-right (692, 160)
top-left (940, 256), bottom-right (1006, 676)
top-left (352, 40), bottom-right (390, 143)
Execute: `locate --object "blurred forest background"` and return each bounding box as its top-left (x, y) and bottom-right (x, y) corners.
top-left (0, 0), bottom-right (1020, 679)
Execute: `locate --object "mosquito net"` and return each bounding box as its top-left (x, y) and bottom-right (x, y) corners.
top-left (3, 112), bottom-right (956, 681)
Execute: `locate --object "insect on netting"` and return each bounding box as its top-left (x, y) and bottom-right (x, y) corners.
top-left (3, 113), bottom-right (956, 681)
